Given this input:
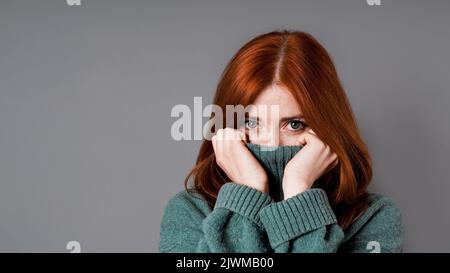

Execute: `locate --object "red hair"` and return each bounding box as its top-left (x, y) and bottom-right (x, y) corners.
top-left (184, 30), bottom-right (372, 230)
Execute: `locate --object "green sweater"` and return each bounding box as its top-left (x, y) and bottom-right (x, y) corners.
top-left (159, 144), bottom-right (404, 253)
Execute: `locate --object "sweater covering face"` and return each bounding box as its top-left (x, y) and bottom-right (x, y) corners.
top-left (246, 143), bottom-right (303, 201)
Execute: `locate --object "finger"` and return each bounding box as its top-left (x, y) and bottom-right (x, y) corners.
top-left (296, 130), bottom-right (315, 146)
top-left (222, 128), bottom-right (239, 151)
top-left (211, 134), bottom-right (217, 152)
top-left (227, 128), bottom-right (245, 142)
top-left (304, 129), bottom-right (325, 147)
top-left (216, 129), bottom-right (225, 153)
top-left (333, 158), bottom-right (339, 167)
top-left (325, 156), bottom-right (339, 173)
top-left (223, 127), bottom-right (237, 140)
top-left (238, 129), bottom-right (248, 143)
top-left (238, 129), bottom-right (247, 143)
top-left (330, 154), bottom-right (339, 168)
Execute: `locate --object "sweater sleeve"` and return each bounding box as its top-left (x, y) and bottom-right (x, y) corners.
top-left (258, 188), bottom-right (404, 253)
top-left (159, 182), bottom-right (274, 253)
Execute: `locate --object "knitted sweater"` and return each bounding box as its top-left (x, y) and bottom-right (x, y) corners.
top-left (159, 144), bottom-right (404, 253)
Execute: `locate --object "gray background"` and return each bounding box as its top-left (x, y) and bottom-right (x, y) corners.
top-left (0, 0), bottom-right (449, 252)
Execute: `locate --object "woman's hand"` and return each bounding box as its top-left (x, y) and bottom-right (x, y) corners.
top-left (282, 129), bottom-right (339, 200)
top-left (212, 128), bottom-right (269, 194)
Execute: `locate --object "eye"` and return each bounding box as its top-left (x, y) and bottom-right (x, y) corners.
top-left (244, 119), bottom-right (258, 130)
top-left (287, 120), bottom-right (306, 131)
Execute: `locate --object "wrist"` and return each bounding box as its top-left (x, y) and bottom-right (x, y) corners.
top-left (282, 175), bottom-right (311, 200)
top-left (254, 180), bottom-right (269, 194)
top-left (283, 185), bottom-right (309, 200)
top-left (242, 177), bottom-right (268, 194)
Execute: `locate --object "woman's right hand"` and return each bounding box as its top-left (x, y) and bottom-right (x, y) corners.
top-left (212, 128), bottom-right (268, 194)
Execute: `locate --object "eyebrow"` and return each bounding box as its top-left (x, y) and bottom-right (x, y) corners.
top-left (280, 114), bottom-right (304, 122)
top-left (247, 114), bottom-right (304, 122)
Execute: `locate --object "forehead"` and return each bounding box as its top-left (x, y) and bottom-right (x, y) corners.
top-left (249, 85), bottom-right (302, 116)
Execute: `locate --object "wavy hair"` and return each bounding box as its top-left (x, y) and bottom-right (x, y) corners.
top-left (184, 30), bottom-right (372, 230)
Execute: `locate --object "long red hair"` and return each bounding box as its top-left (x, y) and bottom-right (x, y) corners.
top-left (184, 29), bottom-right (372, 230)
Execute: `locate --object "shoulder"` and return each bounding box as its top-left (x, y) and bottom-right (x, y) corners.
top-left (350, 192), bottom-right (403, 230)
top-left (340, 193), bottom-right (404, 252)
top-left (162, 188), bottom-right (212, 221)
top-left (366, 192), bottom-right (403, 221)
top-left (159, 189), bottom-right (212, 253)
top-left (342, 192), bottom-right (404, 252)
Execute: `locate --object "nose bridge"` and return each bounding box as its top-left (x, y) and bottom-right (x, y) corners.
top-left (252, 104), bottom-right (278, 146)
top-left (259, 122), bottom-right (279, 147)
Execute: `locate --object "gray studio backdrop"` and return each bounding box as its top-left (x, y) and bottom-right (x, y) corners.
top-left (0, 0), bottom-right (449, 252)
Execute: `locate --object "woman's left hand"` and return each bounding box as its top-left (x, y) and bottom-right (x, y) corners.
top-left (282, 129), bottom-right (339, 200)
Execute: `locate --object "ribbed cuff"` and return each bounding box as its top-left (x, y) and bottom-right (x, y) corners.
top-left (215, 182), bottom-right (273, 226)
top-left (259, 188), bottom-right (337, 247)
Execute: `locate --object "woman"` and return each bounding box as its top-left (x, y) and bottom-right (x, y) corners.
top-left (159, 30), bottom-right (404, 253)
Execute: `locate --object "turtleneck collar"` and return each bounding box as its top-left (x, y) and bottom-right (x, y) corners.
top-left (245, 143), bottom-right (303, 201)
